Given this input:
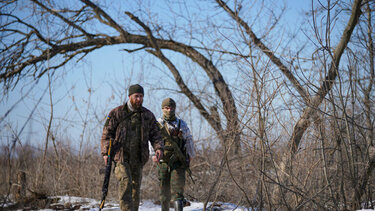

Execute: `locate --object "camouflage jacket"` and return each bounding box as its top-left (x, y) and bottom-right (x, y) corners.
top-left (157, 117), bottom-right (196, 159)
top-left (101, 103), bottom-right (163, 166)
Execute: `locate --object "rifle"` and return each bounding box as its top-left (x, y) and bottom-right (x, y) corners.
top-left (99, 111), bottom-right (136, 210)
top-left (158, 120), bottom-right (195, 184)
top-left (99, 138), bottom-right (114, 210)
top-left (168, 138), bottom-right (195, 184)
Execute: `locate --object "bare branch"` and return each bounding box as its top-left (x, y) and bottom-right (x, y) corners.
top-left (216, 0), bottom-right (310, 103)
top-left (125, 11), bottom-right (240, 152)
top-left (30, 0), bottom-right (94, 39)
top-left (80, 0), bottom-right (129, 41)
top-left (125, 11), bottom-right (223, 132)
top-left (290, 0), bottom-right (363, 154)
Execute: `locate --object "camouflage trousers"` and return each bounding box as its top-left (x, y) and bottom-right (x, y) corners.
top-left (158, 162), bottom-right (186, 211)
top-left (114, 162), bottom-right (143, 211)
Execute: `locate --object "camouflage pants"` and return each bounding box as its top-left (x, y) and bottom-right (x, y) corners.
top-left (114, 163), bottom-right (143, 211)
top-left (158, 162), bottom-right (186, 211)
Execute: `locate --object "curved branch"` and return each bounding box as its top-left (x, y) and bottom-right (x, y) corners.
top-left (1, 25), bottom-right (240, 147)
top-left (125, 11), bottom-right (223, 133)
top-left (37, 45), bottom-right (101, 78)
top-left (1, 36), bottom-right (120, 81)
top-left (289, 0), bottom-right (363, 154)
top-left (125, 11), bottom-right (239, 151)
top-left (147, 49), bottom-right (222, 132)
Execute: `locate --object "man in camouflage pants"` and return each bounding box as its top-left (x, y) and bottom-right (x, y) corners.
top-left (152, 98), bottom-right (196, 211)
top-left (101, 84), bottom-right (163, 211)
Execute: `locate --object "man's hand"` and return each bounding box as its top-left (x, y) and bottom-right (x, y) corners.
top-left (153, 149), bottom-right (163, 163)
top-left (103, 155), bottom-right (108, 165)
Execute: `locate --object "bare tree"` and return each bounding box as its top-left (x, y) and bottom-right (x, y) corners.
top-left (2, 0), bottom-right (375, 210)
top-left (215, 0), bottom-right (369, 209)
top-left (1, 0), bottom-right (241, 155)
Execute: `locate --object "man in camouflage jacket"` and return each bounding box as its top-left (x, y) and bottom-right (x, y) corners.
top-left (101, 84), bottom-right (163, 211)
top-left (152, 98), bottom-right (195, 211)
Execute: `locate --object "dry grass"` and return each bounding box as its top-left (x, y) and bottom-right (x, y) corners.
top-left (1, 135), bottom-right (375, 210)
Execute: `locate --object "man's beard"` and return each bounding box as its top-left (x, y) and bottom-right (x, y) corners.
top-left (131, 99), bottom-right (142, 109)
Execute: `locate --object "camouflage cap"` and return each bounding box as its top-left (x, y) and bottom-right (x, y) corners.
top-left (161, 98), bottom-right (176, 108)
top-left (128, 84), bottom-right (144, 96)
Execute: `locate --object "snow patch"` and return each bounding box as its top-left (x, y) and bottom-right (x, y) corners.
top-left (5, 195), bottom-right (375, 210)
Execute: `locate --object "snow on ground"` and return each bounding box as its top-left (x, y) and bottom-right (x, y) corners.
top-left (5, 195), bottom-right (375, 210)
top-left (33, 195), bottom-right (253, 210)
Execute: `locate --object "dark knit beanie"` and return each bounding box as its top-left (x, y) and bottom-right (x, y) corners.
top-left (128, 84), bottom-right (144, 96)
top-left (161, 98), bottom-right (176, 108)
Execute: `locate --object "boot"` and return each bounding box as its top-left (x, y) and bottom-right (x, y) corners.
top-left (173, 200), bottom-right (183, 211)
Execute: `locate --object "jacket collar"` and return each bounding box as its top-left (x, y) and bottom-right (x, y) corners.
top-left (123, 101), bottom-right (144, 113)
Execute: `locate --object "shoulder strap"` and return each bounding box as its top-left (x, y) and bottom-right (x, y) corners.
top-left (156, 120), bottom-right (163, 129)
top-left (164, 121), bottom-right (172, 136)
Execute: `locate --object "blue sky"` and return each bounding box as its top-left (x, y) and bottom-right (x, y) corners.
top-left (0, 0), bottom-right (313, 153)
